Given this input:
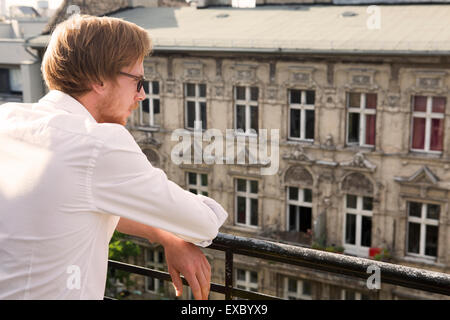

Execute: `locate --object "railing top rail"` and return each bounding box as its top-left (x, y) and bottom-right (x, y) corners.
top-left (209, 233), bottom-right (450, 296)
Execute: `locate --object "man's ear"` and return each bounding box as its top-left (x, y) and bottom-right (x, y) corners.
top-left (91, 81), bottom-right (106, 95)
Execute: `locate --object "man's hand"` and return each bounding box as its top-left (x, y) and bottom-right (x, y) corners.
top-left (115, 217), bottom-right (211, 300)
top-left (164, 236), bottom-right (211, 300)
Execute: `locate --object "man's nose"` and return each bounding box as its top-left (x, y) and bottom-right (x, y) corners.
top-left (137, 86), bottom-right (146, 101)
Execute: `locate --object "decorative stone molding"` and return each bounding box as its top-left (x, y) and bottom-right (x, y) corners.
top-left (341, 172), bottom-right (374, 196)
top-left (343, 67), bottom-right (379, 91)
top-left (230, 64), bottom-right (258, 84)
top-left (340, 152), bottom-right (376, 172)
top-left (284, 165), bottom-right (314, 186)
top-left (413, 70), bottom-right (447, 92)
top-left (142, 148), bottom-right (160, 168)
top-left (394, 166), bottom-right (439, 186)
top-left (182, 61), bottom-right (205, 82)
top-left (322, 134), bottom-right (336, 150)
top-left (286, 66), bottom-right (316, 88)
top-left (282, 144), bottom-right (314, 162)
top-left (144, 62), bottom-right (160, 79)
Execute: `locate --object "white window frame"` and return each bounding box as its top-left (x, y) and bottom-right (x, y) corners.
top-left (343, 195), bottom-right (373, 257)
top-left (288, 89), bottom-right (315, 141)
top-left (138, 80), bottom-right (160, 127)
top-left (346, 92), bottom-right (376, 147)
top-left (235, 268), bottom-right (258, 292)
top-left (284, 277), bottom-right (312, 300)
top-left (145, 248), bottom-right (166, 294)
top-left (410, 96), bottom-right (445, 154)
top-left (340, 288), bottom-right (368, 300)
top-left (185, 83), bottom-right (207, 131)
top-left (186, 172), bottom-right (208, 196)
top-left (406, 201), bottom-right (440, 259)
top-left (286, 187), bottom-right (313, 232)
top-left (234, 86), bottom-right (258, 135)
top-left (235, 179), bottom-right (258, 228)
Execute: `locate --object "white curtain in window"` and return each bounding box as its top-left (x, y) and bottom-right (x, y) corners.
top-left (9, 68), bottom-right (22, 92)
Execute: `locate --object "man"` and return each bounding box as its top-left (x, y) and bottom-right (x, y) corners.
top-left (0, 15), bottom-right (228, 300)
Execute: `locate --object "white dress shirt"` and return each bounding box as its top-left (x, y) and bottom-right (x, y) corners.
top-left (0, 90), bottom-right (228, 300)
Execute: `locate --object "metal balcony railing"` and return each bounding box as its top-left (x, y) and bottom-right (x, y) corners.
top-left (106, 232), bottom-right (450, 300)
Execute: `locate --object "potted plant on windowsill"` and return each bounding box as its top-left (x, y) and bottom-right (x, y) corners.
top-left (369, 247), bottom-right (391, 262)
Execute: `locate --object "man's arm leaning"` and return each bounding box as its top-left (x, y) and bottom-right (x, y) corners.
top-left (115, 217), bottom-right (211, 300)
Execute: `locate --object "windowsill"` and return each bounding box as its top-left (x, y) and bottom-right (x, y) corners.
top-left (345, 143), bottom-right (375, 150)
top-left (286, 138), bottom-right (314, 144)
top-left (135, 126), bottom-right (161, 132)
top-left (233, 130), bottom-right (258, 138)
top-left (222, 223), bottom-right (260, 234)
top-left (408, 149), bottom-right (443, 158)
top-left (400, 255), bottom-right (444, 267)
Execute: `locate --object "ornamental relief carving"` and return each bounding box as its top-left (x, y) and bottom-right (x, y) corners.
top-left (285, 166), bottom-right (314, 186)
top-left (341, 172), bottom-right (374, 196)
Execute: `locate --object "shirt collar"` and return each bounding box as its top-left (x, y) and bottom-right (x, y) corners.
top-left (38, 90), bottom-right (98, 123)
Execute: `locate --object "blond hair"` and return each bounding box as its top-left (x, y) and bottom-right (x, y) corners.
top-left (41, 15), bottom-right (152, 97)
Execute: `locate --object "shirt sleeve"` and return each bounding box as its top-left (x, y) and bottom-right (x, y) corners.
top-left (90, 126), bottom-right (228, 247)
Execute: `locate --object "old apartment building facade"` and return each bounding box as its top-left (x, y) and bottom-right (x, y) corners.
top-left (28, 2), bottom-right (450, 300)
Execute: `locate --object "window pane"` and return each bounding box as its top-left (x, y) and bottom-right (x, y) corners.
top-left (186, 83), bottom-right (195, 97)
top-left (290, 109), bottom-right (301, 138)
top-left (345, 214), bottom-right (356, 244)
top-left (407, 222), bottom-right (420, 254)
top-left (236, 86), bottom-right (245, 100)
top-left (299, 207), bottom-right (312, 232)
top-left (365, 114), bottom-right (376, 146)
top-left (250, 271), bottom-right (257, 283)
top-left (366, 93), bottom-right (377, 109)
top-left (409, 202), bottom-right (422, 218)
top-left (288, 279), bottom-right (297, 292)
top-left (411, 117), bottom-right (425, 149)
top-left (303, 189), bottom-right (312, 203)
top-left (237, 269), bottom-right (246, 281)
top-left (153, 99), bottom-right (160, 114)
top-left (202, 191), bottom-right (208, 197)
top-left (361, 216), bottom-right (372, 247)
top-left (152, 81), bottom-right (159, 94)
top-left (302, 281), bottom-right (312, 296)
top-left (237, 196), bottom-right (246, 224)
top-left (414, 96), bottom-right (427, 112)
top-left (363, 197), bottom-right (373, 211)
top-left (236, 105), bottom-right (246, 130)
top-left (250, 87), bottom-right (258, 101)
top-left (200, 102), bottom-right (207, 130)
top-left (348, 92), bottom-right (361, 108)
top-left (187, 101), bottom-right (195, 128)
top-left (147, 250), bottom-right (154, 262)
top-left (346, 195), bottom-right (357, 209)
top-left (143, 81), bottom-right (149, 93)
top-left (426, 204), bottom-right (440, 220)
top-left (189, 189), bottom-right (198, 194)
top-left (289, 205), bottom-right (297, 231)
top-left (250, 106), bottom-right (258, 132)
top-left (201, 174), bottom-right (208, 186)
top-left (250, 198), bottom-right (258, 226)
top-left (188, 172), bottom-right (197, 185)
top-left (345, 291), bottom-right (356, 300)
top-left (158, 251), bottom-right (164, 263)
top-left (237, 179), bottom-right (246, 192)
top-left (199, 84), bottom-right (206, 97)
top-left (306, 91), bottom-right (315, 105)
top-left (347, 112), bottom-right (360, 143)
top-left (430, 118), bottom-right (444, 151)
top-left (432, 97), bottom-right (446, 113)
top-left (425, 225), bottom-right (438, 257)
top-left (290, 90), bottom-right (301, 104)
top-left (305, 110), bottom-right (315, 140)
top-left (250, 180), bottom-right (258, 194)
top-left (142, 99), bottom-right (150, 113)
top-left (289, 187), bottom-right (298, 201)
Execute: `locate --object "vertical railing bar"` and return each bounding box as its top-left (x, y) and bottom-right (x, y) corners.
top-left (225, 249), bottom-right (233, 300)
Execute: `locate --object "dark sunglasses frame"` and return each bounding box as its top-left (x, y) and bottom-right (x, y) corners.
top-left (119, 71), bottom-right (147, 92)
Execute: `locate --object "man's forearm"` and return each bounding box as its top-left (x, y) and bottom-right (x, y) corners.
top-left (115, 217), bottom-right (177, 247)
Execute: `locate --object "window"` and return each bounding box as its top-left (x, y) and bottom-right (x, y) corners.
top-left (288, 89), bottom-right (315, 141)
top-left (0, 67), bottom-right (22, 94)
top-left (235, 179), bottom-right (258, 227)
top-left (284, 277), bottom-right (312, 300)
top-left (411, 96), bottom-right (446, 152)
top-left (235, 86), bottom-right (258, 134)
top-left (145, 248), bottom-right (166, 294)
top-left (185, 83), bottom-right (207, 130)
top-left (346, 92), bottom-right (377, 147)
top-left (287, 187), bottom-right (312, 233)
top-left (341, 288), bottom-right (370, 300)
top-left (186, 172), bottom-right (208, 196)
top-left (236, 268), bottom-right (258, 292)
top-left (407, 202), bottom-right (439, 258)
top-left (344, 194), bottom-right (373, 256)
top-left (138, 81), bottom-right (160, 127)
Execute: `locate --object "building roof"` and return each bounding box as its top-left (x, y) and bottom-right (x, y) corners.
top-left (30, 4), bottom-right (450, 55)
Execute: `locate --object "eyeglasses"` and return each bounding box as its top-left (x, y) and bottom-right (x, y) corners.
top-left (119, 71), bottom-right (147, 92)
